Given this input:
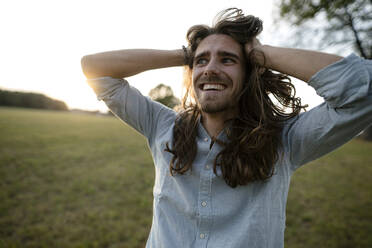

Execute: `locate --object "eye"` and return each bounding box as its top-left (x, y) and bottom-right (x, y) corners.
top-left (195, 58), bottom-right (208, 65)
top-left (222, 58), bottom-right (235, 64)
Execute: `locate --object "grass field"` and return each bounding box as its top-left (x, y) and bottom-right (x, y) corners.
top-left (0, 107), bottom-right (371, 248)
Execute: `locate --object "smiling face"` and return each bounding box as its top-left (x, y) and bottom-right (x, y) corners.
top-left (192, 34), bottom-right (246, 116)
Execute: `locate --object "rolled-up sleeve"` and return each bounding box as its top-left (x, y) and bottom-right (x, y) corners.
top-left (87, 77), bottom-right (175, 143)
top-left (282, 54), bottom-right (372, 170)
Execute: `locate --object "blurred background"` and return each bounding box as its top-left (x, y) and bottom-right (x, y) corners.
top-left (1, 0), bottom-right (371, 247)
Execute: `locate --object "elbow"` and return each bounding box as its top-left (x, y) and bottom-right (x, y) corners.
top-left (81, 53), bottom-right (125, 79)
top-left (81, 55), bottom-right (95, 79)
top-left (81, 54), bottom-right (120, 79)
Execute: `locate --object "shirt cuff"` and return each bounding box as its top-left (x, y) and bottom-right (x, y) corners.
top-left (86, 77), bottom-right (128, 101)
top-left (308, 53), bottom-right (370, 108)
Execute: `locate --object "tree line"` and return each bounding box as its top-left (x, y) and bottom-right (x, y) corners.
top-left (0, 89), bottom-right (68, 111)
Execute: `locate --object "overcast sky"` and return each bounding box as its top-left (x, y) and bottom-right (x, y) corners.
top-left (0, 0), bottom-right (329, 112)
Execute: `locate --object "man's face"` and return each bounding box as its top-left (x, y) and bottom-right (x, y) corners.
top-left (192, 34), bottom-right (245, 115)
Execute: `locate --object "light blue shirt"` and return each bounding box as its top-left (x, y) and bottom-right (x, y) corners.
top-left (87, 54), bottom-right (372, 248)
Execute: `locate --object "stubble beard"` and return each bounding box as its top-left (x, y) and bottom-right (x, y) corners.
top-left (198, 98), bottom-right (231, 114)
top-left (196, 91), bottom-right (239, 115)
top-left (195, 75), bottom-right (234, 114)
top-left (194, 73), bottom-right (242, 115)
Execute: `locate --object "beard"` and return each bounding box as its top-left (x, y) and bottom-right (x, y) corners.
top-left (195, 74), bottom-right (238, 114)
top-left (199, 99), bottom-right (232, 113)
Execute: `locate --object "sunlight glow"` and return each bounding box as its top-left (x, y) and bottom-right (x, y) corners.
top-left (0, 0), bottom-right (330, 112)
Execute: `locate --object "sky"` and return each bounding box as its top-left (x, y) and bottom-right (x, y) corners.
top-left (0, 0), bottom-right (334, 112)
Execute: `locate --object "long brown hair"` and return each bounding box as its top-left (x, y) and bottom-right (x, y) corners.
top-left (165, 8), bottom-right (307, 187)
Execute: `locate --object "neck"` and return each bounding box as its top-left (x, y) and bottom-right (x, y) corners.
top-left (201, 111), bottom-right (236, 138)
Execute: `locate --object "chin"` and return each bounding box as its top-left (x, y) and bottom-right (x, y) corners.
top-left (201, 103), bottom-right (230, 114)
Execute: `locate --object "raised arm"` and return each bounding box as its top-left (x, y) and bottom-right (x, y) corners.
top-left (81, 49), bottom-right (185, 79)
top-left (246, 40), bottom-right (343, 82)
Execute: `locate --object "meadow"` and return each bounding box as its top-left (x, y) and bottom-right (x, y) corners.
top-left (0, 107), bottom-right (371, 248)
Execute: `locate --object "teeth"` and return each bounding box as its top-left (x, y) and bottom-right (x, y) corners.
top-left (203, 84), bottom-right (225, 91)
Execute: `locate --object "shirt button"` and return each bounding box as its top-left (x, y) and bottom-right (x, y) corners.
top-left (205, 164), bottom-right (211, 170)
top-left (204, 137), bottom-right (209, 142)
top-left (201, 201), bottom-right (207, 207)
top-left (200, 233), bottom-right (205, 239)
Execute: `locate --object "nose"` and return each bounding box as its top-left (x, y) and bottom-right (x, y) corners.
top-left (204, 69), bottom-right (217, 77)
top-left (203, 59), bottom-right (219, 76)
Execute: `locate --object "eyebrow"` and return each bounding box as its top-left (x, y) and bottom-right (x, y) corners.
top-left (218, 51), bottom-right (240, 60)
top-left (194, 51), bottom-right (209, 61)
top-left (194, 50), bottom-right (241, 61)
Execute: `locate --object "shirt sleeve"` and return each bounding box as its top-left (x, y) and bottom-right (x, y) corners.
top-left (86, 77), bottom-right (176, 143)
top-left (282, 54), bottom-right (372, 171)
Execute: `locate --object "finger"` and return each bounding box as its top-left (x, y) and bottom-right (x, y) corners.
top-left (244, 42), bottom-right (254, 55)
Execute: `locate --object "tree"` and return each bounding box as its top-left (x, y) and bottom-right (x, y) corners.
top-left (0, 89), bottom-right (68, 111)
top-left (148, 84), bottom-right (180, 109)
top-left (278, 0), bottom-right (372, 140)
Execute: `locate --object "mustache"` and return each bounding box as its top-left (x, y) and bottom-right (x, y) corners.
top-left (197, 74), bottom-right (231, 85)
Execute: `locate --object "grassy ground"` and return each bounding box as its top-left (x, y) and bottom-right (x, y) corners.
top-left (286, 137), bottom-right (372, 247)
top-left (0, 107), bottom-right (371, 247)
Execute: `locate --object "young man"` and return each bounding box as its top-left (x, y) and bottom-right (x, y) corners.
top-left (81, 8), bottom-right (372, 248)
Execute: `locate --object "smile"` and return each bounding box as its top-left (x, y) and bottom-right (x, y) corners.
top-left (200, 83), bottom-right (227, 91)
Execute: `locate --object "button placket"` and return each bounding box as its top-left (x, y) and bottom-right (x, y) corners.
top-left (195, 128), bottom-right (216, 246)
top-left (197, 162), bottom-right (212, 245)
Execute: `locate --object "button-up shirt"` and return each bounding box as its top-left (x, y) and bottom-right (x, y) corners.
top-left (87, 54), bottom-right (372, 248)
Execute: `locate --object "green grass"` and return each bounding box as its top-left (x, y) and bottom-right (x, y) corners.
top-left (0, 107), bottom-right (154, 248)
top-left (0, 107), bottom-right (371, 247)
top-left (286, 137), bottom-right (372, 248)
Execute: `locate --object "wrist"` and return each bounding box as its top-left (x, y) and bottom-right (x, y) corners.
top-left (170, 49), bottom-right (185, 67)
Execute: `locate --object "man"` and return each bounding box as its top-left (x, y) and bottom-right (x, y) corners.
top-left (81, 8), bottom-right (372, 248)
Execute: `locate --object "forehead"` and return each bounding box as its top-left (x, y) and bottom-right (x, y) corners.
top-left (195, 34), bottom-right (243, 57)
